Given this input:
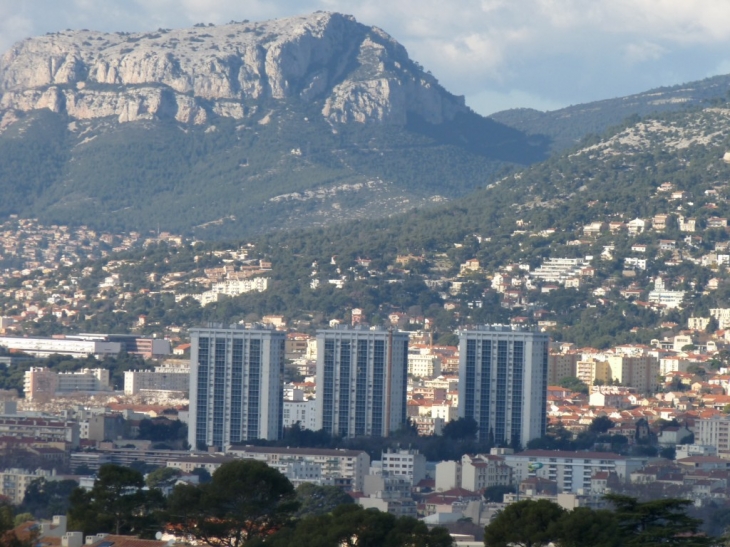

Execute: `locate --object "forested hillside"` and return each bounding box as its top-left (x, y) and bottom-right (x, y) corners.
top-left (491, 73), bottom-right (730, 152)
top-left (12, 102), bottom-right (730, 349)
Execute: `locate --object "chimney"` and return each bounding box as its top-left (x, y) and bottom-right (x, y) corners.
top-left (62, 532), bottom-right (83, 547)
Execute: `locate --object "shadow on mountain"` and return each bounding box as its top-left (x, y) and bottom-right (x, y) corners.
top-left (406, 110), bottom-right (551, 165)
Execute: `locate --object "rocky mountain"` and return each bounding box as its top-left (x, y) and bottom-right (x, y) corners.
top-left (0, 12), bottom-right (547, 237)
top-left (0, 12), bottom-right (464, 128)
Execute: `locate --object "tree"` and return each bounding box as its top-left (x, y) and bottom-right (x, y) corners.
top-left (589, 416), bottom-right (615, 434)
top-left (558, 376), bottom-right (589, 395)
top-left (294, 483), bottom-right (354, 518)
top-left (145, 467), bottom-right (182, 489)
top-left (442, 417), bottom-right (478, 440)
top-left (483, 485), bottom-right (514, 503)
top-left (483, 499), bottom-right (565, 547)
top-left (0, 499), bottom-right (37, 547)
top-left (555, 507), bottom-right (622, 547)
top-left (68, 464), bottom-right (165, 537)
top-left (266, 504), bottom-right (454, 547)
top-left (20, 478), bottom-right (78, 520)
top-left (605, 494), bottom-right (712, 546)
top-left (166, 460), bottom-right (298, 547)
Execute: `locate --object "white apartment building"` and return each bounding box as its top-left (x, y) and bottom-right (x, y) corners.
top-left (711, 308), bottom-right (730, 330)
top-left (315, 327), bottom-right (409, 438)
top-left (458, 326), bottom-right (549, 446)
top-left (624, 257), bottom-right (647, 270)
top-left (660, 357), bottom-right (690, 376)
top-left (227, 445), bottom-right (370, 491)
top-left (380, 448), bottom-right (427, 486)
top-left (0, 336), bottom-right (121, 358)
top-left (697, 415), bottom-right (730, 456)
top-left (283, 399), bottom-right (317, 430)
top-left (530, 258), bottom-right (589, 284)
top-left (408, 352), bottom-right (442, 378)
top-left (503, 450), bottom-right (648, 493)
top-left (648, 278), bottom-right (685, 309)
top-left (176, 278), bottom-right (269, 305)
top-left (188, 325), bottom-right (285, 450)
top-left (124, 364), bottom-right (190, 395)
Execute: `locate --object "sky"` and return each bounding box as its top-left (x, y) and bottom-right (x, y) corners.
top-left (3, 0), bottom-right (730, 116)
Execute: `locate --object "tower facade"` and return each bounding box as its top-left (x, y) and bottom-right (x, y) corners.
top-left (458, 325), bottom-right (549, 447)
top-left (315, 327), bottom-right (409, 437)
top-left (188, 325), bottom-right (285, 450)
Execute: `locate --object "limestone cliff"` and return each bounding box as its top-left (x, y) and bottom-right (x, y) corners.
top-left (0, 12), bottom-right (465, 126)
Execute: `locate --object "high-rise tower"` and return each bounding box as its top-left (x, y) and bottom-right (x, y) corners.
top-left (188, 324), bottom-right (285, 450)
top-left (458, 325), bottom-right (549, 447)
top-left (315, 327), bottom-right (409, 437)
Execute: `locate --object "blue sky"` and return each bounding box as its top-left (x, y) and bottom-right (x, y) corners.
top-left (2, 0), bottom-right (730, 115)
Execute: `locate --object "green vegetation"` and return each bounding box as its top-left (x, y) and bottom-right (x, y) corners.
top-left (0, 99), bottom-right (546, 239)
top-left (483, 495), bottom-right (712, 547)
top-left (68, 464), bottom-right (164, 537)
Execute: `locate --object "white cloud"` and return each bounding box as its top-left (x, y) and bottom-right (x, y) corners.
top-left (2, 0), bottom-right (730, 112)
top-left (623, 41), bottom-right (667, 65)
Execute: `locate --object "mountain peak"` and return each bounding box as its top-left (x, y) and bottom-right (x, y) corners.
top-left (0, 12), bottom-right (465, 127)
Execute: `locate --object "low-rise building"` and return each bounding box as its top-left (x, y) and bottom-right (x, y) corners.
top-left (227, 445), bottom-right (370, 491)
top-left (503, 450), bottom-right (649, 493)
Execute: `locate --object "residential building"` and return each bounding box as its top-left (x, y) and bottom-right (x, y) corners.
top-left (124, 364), bottom-right (190, 395)
top-left (282, 398), bottom-right (317, 430)
top-left (627, 218), bottom-right (646, 235)
top-left (547, 351), bottom-right (580, 385)
top-left (697, 415), bottom-right (730, 457)
top-left (0, 468), bottom-right (56, 504)
top-left (408, 351), bottom-right (442, 378)
top-left (188, 324), bottom-right (286, 450)
top-left (435, 460), bottom-right (462, 492)
top-left (606, 354), bottom-right (659, 393)
top-left (503, 450), bottom-right (649, 493)
top-left (227, 445), bottom-right (370, 491)
top-left (458, 325), bottom-right (549, 446)
top-left (710, 308), bottom-right (730, 330)
top-left (380, 448), bottom-right (427, 486)
top-left (315, 327), bottom-right (409, 437)
top-left (460, 453), bottom-right (512, 491)
top-left (23, 368), bottom-right (112, 401)
top-left (648, 277), bottom-right (685, 309)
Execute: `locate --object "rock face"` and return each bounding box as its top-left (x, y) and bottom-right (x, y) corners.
top-left (0, 12), bottom-right (465, 126)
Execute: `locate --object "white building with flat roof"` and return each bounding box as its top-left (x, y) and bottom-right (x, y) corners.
top-left (458, 325), bottom-right (549, 446)
top-left (503, 450), bottom-right (649, 493)
top-left (124, 364), bottom-right (190, 395)
top-left (227, 445), bottom-right (370, 491)
top-left (315, 327), bottom-right (409, 438)
top-left (188, 324), bottom-right (285, 450)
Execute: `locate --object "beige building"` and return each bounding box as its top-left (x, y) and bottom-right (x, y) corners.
top-left (576, 355), bottom-right (658, 392)
top-left (688, 317), bottom-right (711, 331)
top-left (576, 359), bottom-right (611, 386)
top-left (606, 355), bottom-right (659, 393)
top-left (0, 468), bottom-right (56, 504)
top-left (548, 352), bottom-right (580, 385)
top-left (460, 453), bottom-right (512, 491)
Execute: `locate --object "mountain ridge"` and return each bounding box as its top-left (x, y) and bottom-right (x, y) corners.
top-left (0, 12), bottom-right (465, 128)
top-left (491, 74), bottom-right (730, 152)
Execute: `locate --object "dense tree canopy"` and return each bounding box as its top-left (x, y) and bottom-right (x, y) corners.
top-left (166, 460), bottom-right (298, 547)
top-left (68, 464), bottom-right (164, 537)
